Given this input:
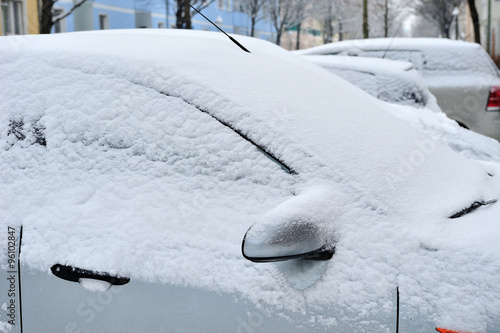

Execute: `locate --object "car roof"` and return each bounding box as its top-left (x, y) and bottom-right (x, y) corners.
top-left (295, 37), bottom-right (487, 55)
top-left (301, 55), bottom-right (415, 75)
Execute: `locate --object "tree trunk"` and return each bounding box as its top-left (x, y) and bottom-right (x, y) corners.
top-left (363, 0), bottom-right (369, 38)
top-left (323, 18), bottom-right (333, 44)
top-left (185, 4), bottom-right (191, 29)
top-left (251, 17), bottom-right (256, 37)
top-left (40, 0), bottom-right (56, 34)
top-left (339, 20), bottom-right (343, 41)
top-left (175, 2), bottom-right (184, 28)
top-left (384, 0), bottom-right (389, 37)
top-left (443, 23), bottom-right (451, 38)
top-left (175, 1), bottom-right (191, 29)
top-left (296, 23), bottom-right (301, 50)
top-left (467, 0), bottom-right (481, 43)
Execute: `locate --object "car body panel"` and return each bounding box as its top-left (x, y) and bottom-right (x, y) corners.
top-left (20, 264), bottom-right (398, 333)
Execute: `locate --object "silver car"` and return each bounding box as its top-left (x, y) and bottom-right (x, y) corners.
top-left (296, 38), bottom-right (500, 141)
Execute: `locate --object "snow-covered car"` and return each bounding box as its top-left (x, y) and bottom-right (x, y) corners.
top-left (301, 55), bottom-right (500, 163)
top-left (1, 30), bottom-right (500, 333)
top-left (301, 55), bottom-right (440, 111)
top-left (296, 38), bottom-right (500, 141)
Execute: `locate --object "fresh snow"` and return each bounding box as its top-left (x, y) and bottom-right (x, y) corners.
top-left (1, 30), bottom-right (500, 331)
top-left (295, 37), bottom-right (500, 90)
top-left (301, 55), bottom-right (441, 111)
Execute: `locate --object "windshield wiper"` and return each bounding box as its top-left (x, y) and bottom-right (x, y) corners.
top-left (449, 199), bottom-right (497, 219)
top-left (157, 91), bottom-right (296, 175)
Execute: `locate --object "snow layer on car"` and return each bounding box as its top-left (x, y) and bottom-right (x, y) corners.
top-left (295, 37), bottom-right (500, 87)
top-left (301, 51), bottom-right (500, 162)
top-left (1, 30), bottom-right (500, 330)
top-left (301, 55), bottom-right (438, 110)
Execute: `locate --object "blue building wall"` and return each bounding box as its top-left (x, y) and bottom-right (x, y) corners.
top-left (52, 0), bottom-right (275, 42)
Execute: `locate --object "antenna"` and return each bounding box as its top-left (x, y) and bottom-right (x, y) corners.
top-left (382, 21), bottom-right (404, 59)
top-left (182, 0), bottom-right (250, 53)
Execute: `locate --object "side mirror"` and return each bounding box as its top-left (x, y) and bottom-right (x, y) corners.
top-left (242, 220), bottom-right (334, 263)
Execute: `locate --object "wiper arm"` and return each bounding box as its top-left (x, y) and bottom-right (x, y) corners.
top-left (449, 199), bottom-right (497, 219)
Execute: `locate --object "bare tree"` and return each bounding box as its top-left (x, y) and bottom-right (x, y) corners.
top-left (315, 0), bottom-right (347, 43)
top-left (414, 0), bottom-right (463, 38)
top-left (240, 0), bottom-right (267, 37)
top-left (293, 0), bottom-right (308, 49)
top-left (321, 1), bottom-right (335, 44)
top-left (268, 0), bottom-right (305, 46)
top-left (40, 0), bottom-right (88, 34)
top-left (173, 0), bottom-right (215, 29)
top-left (370, 0), bottom-right (411, 38)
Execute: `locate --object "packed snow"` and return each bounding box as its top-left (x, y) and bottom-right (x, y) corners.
top-left (1, 30), bottom-right (500, 331)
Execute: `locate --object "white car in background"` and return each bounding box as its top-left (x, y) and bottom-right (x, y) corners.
top-left (296, 38), bottom-right (500, 141)
top-left (1, 30), bottom-right (500, 333)
top-left (302, 54), bottom-right (500, 163)
top-left (301, 55), bottom-right (440, 111)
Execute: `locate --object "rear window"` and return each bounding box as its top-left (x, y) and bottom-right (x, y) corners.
top-left (421, 47), bottom-right (497, 76)
top-left (354, 47), bottom-right (498, 77)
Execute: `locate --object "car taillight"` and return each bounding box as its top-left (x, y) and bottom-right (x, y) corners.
top-left (487, 86), bottom-right (500, 111)
top-left (436, 328), bottom-right (475, 333)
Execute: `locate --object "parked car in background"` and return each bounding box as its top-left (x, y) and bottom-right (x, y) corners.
top-left (1, 30), bottom-right (500, 333)
top-left (296, 38), bottom-right (500, 141)
top-left (301, 54), bottom-right (500, 162)
top-left (301, 55), bottom-right (441, 111)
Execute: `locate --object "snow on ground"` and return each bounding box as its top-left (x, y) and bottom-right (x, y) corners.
top-left (1, 30), bottom-right (500, 331)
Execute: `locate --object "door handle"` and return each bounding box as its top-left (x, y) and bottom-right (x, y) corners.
top-left (51, 264), bottom-right (130, 286)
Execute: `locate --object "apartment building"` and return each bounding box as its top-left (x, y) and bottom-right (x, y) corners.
top-left (1, 0), bottom-right (38, 35)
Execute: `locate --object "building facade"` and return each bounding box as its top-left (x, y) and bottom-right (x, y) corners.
top-left (46, 0), bottom-right (276, 42)
top-left (1, 0), bottom-right (38, 35)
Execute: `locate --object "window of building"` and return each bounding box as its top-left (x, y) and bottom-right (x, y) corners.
top-left (217, 0), bottom-right (223, 9)
top-left (99, 14), bottom-right (109, 30)
top-left (1, 0), bottom-right (25, 35)
top-left (233, 0), bottom-right (244, 12)
top-left (53, 8), bottom-right (66, 33)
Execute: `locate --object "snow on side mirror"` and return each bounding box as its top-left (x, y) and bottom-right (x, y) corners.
top-left (242, 220), bottom-right (335, 263)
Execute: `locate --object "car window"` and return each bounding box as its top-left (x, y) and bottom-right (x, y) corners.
top-left (327, 68), bottom-right (378, 97)
top-left (420, 47), bottom-right (498, 77)
top-left (1, 56), bottom-right (294, 186)
top-left (319, 64), bottom-right (427, 108)
top-left (356, 50), bottom-right (425, 71)
top-left (376, 75), bottom-right (428, 107)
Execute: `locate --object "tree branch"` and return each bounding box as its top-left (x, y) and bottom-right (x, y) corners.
top-left (53, 0), bottom-right (89, 26)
